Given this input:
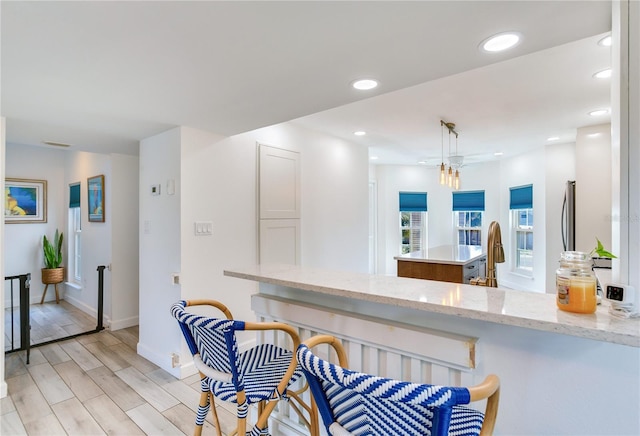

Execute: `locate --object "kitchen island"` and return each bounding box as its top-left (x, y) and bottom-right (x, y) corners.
top-left (225, 264), bottom-right (640, 435)
top-left (395, 245), bottom-right (487, 283)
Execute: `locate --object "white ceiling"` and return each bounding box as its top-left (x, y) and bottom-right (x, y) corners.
top-left (1, 1), bottom-right (612, 165)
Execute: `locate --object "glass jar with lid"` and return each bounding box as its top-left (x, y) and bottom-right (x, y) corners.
top-left (556, 251), bottom-right (597, 314)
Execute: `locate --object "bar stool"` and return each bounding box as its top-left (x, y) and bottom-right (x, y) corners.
top-left (297, 334), bottom-right (500, 436)
top-left (171, 299), bottom-right (317, 436)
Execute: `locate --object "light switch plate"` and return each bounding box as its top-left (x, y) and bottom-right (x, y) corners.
top-left (194, 221), bottom-right (213, 236)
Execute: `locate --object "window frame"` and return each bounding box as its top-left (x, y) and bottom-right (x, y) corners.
top-left (454, 211), bottom-right (483, 247)
top-left (509, 184), bottom-right (534, 276)
top-left (400, 210), bottom-right (427, 254)
top-left (398, 191), bottom-right (428, 255)
top-left (512, 208), bottom-right (534, 275)
top-left (68, 182), bottom-right (82, 285)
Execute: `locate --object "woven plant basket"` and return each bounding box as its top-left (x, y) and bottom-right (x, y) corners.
top-left (42, 267), bottom-right (65, 284)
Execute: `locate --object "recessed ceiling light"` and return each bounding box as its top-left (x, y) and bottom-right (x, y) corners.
top-left (598, 35), bottom-right (612, 47)
top-left (417, 160), bottom-right (427, 165)
top-left (480, 32), bottom-right (521, 53)
top-left (593, 68), bottom-right (612, 79)
top-left (547, 136), bottom-right (560, 142)
top-left (370, 156), bottom-right (379, 160)
top-left (354, 131), bottom-right (366, 136)
top-left (352, 79), bottom-right (378, 90)
top-left (494, 152), bottom-right (504, 156)
top-left (589, 108), bottom-right (610, 117)
top-left (587, 133), bottom-right (602, 138)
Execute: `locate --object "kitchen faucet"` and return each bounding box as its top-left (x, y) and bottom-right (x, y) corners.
top-left (471, 221), bottom-right (505, 287)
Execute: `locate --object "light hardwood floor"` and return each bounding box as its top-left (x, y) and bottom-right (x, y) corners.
top-left (1, 327), bottom-right (240, 435)
top-left (5, 301), bottom-right (98, 352)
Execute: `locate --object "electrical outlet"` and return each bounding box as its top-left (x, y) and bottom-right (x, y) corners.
top-left (171, 353), bottom-right (180, 368)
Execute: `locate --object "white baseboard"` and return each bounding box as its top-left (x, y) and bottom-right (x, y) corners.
top-left (110, 316), bottom-right (139, 331)
top-left (63, 294), bottom-right (110, 329)
top-left (0, 381), bottom-right (7, 398)
top-left (137, 341), bottom-right (198, 379)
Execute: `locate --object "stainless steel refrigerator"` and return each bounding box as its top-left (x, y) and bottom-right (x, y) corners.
top-left (561, 180), bottom-right (576, 251)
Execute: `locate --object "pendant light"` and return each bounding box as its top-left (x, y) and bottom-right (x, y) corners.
top-left (438, 120), bottom-right (462, 190)
top-left (453, 132), bottom-right (461, 190)
top-left (439, 122), bottom-right (446, 185)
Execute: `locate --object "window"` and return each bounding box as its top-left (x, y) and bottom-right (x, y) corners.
top-left (68, 183), bottom-right (82, 283)
top-left (510, 185), bottom-right (533, 275)
top-left (456, 211), bottom-right (483, 246)
top-left (399, 192), bottom-right (427, 254)
top-left (452, 191), bottom-right (485, 247)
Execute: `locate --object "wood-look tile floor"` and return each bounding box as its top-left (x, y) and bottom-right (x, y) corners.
top-left (5, 301), bottom-right (97, 352)
top-left (1, 327), bottom-right (240, 435)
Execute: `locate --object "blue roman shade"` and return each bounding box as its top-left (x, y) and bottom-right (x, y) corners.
top-left (452, 190), bottom-right (485, 211)
top-left (69, 182), bottom-right (81, 208)
top-left (510, 185), bottom-right (533, 209)
top-left (399, 192), bottom-right (427, 212)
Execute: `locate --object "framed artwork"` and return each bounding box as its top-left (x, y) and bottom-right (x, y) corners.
top-left (87, 174), bottom-right (105, 222)
top-left (5, 178), bottom-right (48, 224)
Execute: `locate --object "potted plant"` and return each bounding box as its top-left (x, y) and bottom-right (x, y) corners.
top-left (41, 229), bottom-right (64, 303)
top-left (591, 237), bottom-right (617, 268)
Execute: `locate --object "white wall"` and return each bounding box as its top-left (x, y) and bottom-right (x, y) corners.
top-left (630, 0), bottom-right (640, 292)
top-left (138, 123), bottom-right (369, 375)
top-left (63, 151), bottom-right (113, 318)
top-left (373, 145), bottom-right (578, 292)
top-left (138, 127), bottom-right (183, 375)
top-left (575, 124), bottom-right (612, 253)
top-left (111, 154), bottom-right (140, 329)
top-left (374, 161), bottom-right (500, 277)
top-left (4, 144), bottom-right (67, 305)
top-left (611, 0), bottom-right (640, 290)
top-left (3, 144), bottom-right (138, 326)
top-left (498, 148), bottom-right (548, 292)
top-left (544, 141), bottom-right (577, 293)
top-left (1, 117), bottom-right (6, 398)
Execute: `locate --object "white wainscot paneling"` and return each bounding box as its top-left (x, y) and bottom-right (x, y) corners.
top-left (251, 294), bottom-right (478, 435)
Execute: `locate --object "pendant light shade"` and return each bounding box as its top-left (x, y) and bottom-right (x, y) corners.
top-left (438, 120), bottom-right (463, 189)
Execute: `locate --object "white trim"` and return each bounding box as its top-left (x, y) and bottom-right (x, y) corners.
top-left (110, 316), bottom-right (139, 331)
top-left (65, 281), bottom-right (82, 291)
top-left (253, 294), bottom-right (477, 371)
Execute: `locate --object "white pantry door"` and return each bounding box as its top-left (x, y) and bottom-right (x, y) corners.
top-left (258, 144), bottom-right (301, 265)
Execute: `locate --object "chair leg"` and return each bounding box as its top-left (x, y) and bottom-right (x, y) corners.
top-left (208, 392), bottom-right (223, 436)
top-left (237, 392), bottom-right (248, 436)
top-left (194, 389), bottom-right (209, 436)
top-left (40, 284), bottom-right (49, 304)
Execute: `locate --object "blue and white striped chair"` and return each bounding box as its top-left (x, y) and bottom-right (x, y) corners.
top-left (171, 300), bottom-right (316, 436)
top-left (297, 335), bottom-right (500, 436)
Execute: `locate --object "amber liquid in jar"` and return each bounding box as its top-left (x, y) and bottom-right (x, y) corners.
top-left (556, 251), bottom-right (597, 314)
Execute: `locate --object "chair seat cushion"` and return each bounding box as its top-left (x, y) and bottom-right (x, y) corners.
top-left (208, 343), bottom-right (303, 404)
top-left (328, 389), bottom-right (485, 435)
top-left (448, 405), bottom-right (485, 436)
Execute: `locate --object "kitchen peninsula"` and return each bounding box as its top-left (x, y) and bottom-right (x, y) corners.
top-left (225, 264), bottom-right (640, 435)
top-left (395, 245), bottom-right (487, 283)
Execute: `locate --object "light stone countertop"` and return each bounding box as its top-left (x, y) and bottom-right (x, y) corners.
top-left (224, 264), bottom-right (640, 347)
top-left (394, 244), bottom-right (485, 265)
